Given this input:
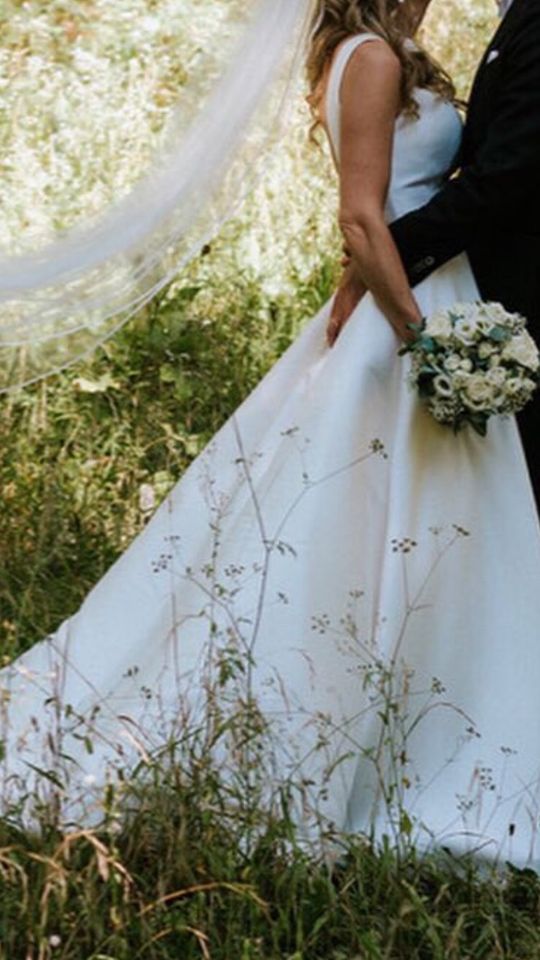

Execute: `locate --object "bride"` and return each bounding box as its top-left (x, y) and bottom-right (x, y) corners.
top-left (2, 0), bottom-right (540, 870)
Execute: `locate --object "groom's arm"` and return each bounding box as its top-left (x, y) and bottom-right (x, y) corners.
top-left (389, 6), bottom-right (540, 286)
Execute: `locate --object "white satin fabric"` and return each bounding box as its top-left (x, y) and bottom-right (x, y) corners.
top-left (2, 34), bottom-right (540, 870)
top-left (498, 0), bottom-right (515, 18)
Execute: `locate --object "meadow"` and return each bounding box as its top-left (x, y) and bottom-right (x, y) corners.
top-left (3, 2), bottom-right (540, 957)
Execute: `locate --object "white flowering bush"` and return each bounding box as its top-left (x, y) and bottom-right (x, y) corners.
top-left (0, 0), bottom-right (339, 300)
top-left (0, 0), bottom-right (494, 294)
top-left (0, 0), bottom-right (234, 252)
top-left (401, 302), bottom-right (540, 436)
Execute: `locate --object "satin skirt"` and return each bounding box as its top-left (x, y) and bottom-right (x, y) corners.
top-left (2, 253), bottom-right (540, 869)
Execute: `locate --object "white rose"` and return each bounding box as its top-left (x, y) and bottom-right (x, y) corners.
top-left (485, 367), bottom-right (507, 388)
top-left (478, 320), bottom-right (494, 336)
top-left (425, 311), bottom-right (453, 341)
top-left (463, 373), bottom-right (496, 410)
top-left (478, 342), bottom-right (496, 360)
top-left (452, 370), bottom-right (472, 389)
top-left (483, 302), bottom-right (511, 325)
top-left (444, 353), bottom-right (463, 372)
top-left (502, 332), bottom-right (540, 371)
top-left (476, 306), bottom-right (498, 334)
top-left (485, 368), bottom-right (508, 407)
top-left (451, 302), bottom-right (478, 320)
top-left (454, 318), bottom-right (480, 345)
top-left (459, 358), bottom-right (474, 372)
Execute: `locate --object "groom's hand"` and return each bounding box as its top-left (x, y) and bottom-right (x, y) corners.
top-left (326, 263), bottom-right (367, 347)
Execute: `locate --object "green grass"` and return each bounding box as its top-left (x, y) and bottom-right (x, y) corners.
top-left (1, 759), bottom-right (540, 960)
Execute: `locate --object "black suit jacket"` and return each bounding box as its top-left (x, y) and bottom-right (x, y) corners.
top-left (390, 0), bottom-right (540, 339)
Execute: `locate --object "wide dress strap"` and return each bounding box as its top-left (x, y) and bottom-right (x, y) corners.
top-left (325, 33), bottom-right (383, 165)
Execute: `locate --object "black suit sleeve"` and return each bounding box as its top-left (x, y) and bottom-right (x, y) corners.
top-left (389, 6), bottom-right (540, 285)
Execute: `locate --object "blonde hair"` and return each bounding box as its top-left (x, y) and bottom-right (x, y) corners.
top-left (306, 0), bottom-right (458, 138)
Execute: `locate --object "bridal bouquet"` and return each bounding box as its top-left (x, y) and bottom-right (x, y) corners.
top-left (400, 301), bottom-right (540, 436)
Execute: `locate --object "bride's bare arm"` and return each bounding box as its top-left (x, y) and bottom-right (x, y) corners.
top-left (328, 40), bottom-right (422, 347)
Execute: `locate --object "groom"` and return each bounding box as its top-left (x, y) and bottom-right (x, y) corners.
top-left (344, 0), bottom-right (540, 510)
top-left (393, 0), bottom-right (540, 509)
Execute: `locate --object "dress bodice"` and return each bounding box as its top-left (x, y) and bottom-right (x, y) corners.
top-left (324, 34), bottom-right (463, 222)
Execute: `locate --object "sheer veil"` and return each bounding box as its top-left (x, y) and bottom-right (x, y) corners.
top-left (0, 0), bottom-right (316, 392)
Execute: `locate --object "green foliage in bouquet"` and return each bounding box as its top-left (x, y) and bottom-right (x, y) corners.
top-left (400, 303), bottom-right (540, 437)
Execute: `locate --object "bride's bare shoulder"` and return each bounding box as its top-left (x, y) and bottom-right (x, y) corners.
top-left (340, 35), bottom-right (401, 89)
top-left (339, 35), bottom-right (402, 114)
top-left (320, 35), bottom-right (400, 101)
top-left (316, 34), bottom-right (400, 130)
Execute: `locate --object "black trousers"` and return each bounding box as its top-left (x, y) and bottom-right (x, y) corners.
top-left (468, 243), bottom-right (540, 519)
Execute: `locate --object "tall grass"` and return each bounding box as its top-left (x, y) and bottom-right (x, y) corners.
top-left (1, 761), bottom-right (540, 958)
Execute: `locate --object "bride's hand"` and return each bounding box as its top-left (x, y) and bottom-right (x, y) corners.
top-left (341, 243), bottom-right (352, 269)
top-left (327, 264), bottom-right (367, 348)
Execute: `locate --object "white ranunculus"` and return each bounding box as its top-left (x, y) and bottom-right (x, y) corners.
top-left (522, 377), bottom-right (537, 393)
top-left (505, 377), bottom-right (524, 396)
top-left (505, 376), bottom-right (536, 403)
top-left (433, 374), bottom-right (455, 398)
top-left (484, 301), bottom-right (525, 335)
top-left (502, 332), bottom-right (540, 371)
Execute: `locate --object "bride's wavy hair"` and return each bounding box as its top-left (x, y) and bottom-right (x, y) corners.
top-left (306, 0), bottom-right (458, 139)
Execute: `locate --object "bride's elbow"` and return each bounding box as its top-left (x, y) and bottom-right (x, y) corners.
top-left (338, 209), bottom-right (384, 248)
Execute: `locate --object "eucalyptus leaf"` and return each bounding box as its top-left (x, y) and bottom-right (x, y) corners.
top-left (489, 325), bottom-right (511, 343)
top-left (419, 335), bottom-right (436, 352)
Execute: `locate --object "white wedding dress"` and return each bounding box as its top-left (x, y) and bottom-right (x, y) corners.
top-left (2, 33), bottom-right (540, 870)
